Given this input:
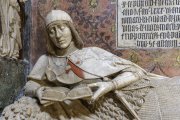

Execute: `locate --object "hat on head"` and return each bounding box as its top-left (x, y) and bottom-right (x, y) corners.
top-left (45, 10), bottom-right (73, 26)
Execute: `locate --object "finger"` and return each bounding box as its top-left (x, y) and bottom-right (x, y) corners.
top-left (91, 88), bottom-right (104, 101)
top-left (40, 99), bottom-right (50, 104)
top-left (88, 83), bottom-right (99, 88)
top-left (39, 86), bottom-right (45, 91)
top-left (37, 87), bottom-right (45, 98)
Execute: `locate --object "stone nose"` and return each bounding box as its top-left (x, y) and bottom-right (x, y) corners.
top-left (55, 27), bottom-right (62, 38)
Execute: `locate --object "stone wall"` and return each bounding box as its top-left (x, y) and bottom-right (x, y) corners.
top-left (30, 0), bottom-right (180, 77)
top-left (0, 58), bottom-right (25, 112)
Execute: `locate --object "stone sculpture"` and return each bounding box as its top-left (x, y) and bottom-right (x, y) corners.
top-left (1, 10), bottom-right (180, 120)
top-left (0, 0), bottom-right (26, 113)
top-left (0, 0), bottom-right (23, 59)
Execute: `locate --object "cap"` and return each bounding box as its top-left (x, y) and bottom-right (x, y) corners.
top-left (45, 10), bottom-right (73, 26)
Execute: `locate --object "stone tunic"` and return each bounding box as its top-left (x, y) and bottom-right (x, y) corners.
top-left (2, 47), bottom-right (180, 120)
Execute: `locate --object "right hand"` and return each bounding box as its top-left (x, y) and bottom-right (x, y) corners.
top-left (88, 81), bottom-right (114, 102)
top-left (36, 87), bottom-right (52, 105)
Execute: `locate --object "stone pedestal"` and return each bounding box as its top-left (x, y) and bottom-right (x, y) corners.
top-left (0, 57), bottom-right (25, 112)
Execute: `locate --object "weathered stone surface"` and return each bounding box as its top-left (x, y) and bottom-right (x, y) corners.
top-left (31, 0), bottom-right (180, 77)
top-left (0, 57), bottom-right (25, 113)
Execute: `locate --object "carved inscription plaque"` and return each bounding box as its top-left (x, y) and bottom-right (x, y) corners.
top-left (117, 0), bottom-right (180, 48)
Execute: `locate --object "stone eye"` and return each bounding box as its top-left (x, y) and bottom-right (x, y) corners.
top-left (49, 28), bottom-right (55, 34)
top-left (60, 25), bottom-right (65, 30)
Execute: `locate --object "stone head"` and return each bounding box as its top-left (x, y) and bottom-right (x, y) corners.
top-left (45, 10), bottom-right (83, 55)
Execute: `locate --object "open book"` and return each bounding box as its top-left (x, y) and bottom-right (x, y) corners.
top-left (41, 85), bottom-right (93, 102)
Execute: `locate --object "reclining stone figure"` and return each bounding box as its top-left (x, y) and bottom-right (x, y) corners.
top-left (1, 10), bottom-right (180, 120)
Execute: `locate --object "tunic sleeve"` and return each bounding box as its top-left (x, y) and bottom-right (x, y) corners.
top-left (28, 55), bottom-right (48, 80)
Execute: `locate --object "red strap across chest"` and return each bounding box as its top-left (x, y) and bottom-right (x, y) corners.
top-left (67, 60), bottom-right (85, 79)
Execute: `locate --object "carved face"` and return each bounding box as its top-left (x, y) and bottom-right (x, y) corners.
top-left (47, 22), bottom-right (72, 49)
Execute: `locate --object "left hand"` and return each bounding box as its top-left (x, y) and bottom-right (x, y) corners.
top-left (88, 81), bottom-right (114, 102)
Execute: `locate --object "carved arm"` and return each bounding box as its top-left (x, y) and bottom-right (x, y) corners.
top-left (111, 69), bottom-right (145, 90)
top-left (24, 80), bottom-right (42, 97)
